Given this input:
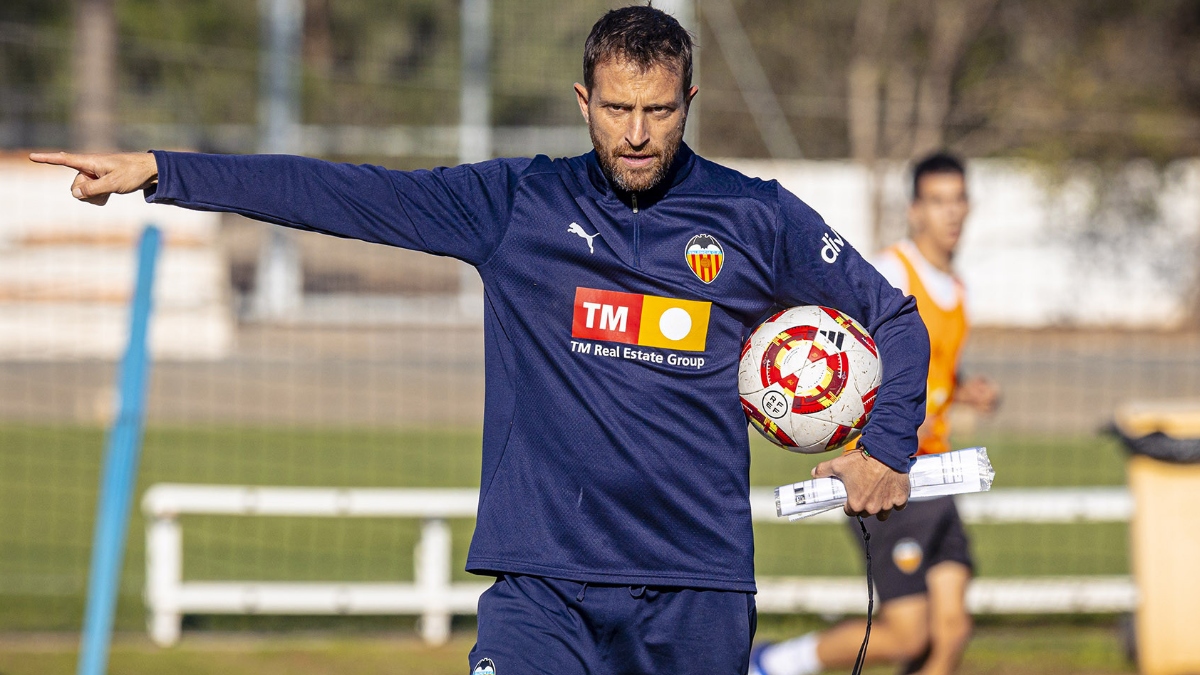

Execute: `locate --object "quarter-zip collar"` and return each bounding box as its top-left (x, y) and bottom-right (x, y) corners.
top-left (582, 142), bottom-right (697, 211)
top-left (568, 143), bottom-right (697, 269)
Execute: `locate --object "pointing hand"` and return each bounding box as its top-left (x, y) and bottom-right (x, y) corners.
top-left (28, 151), bottom-right (159, 206)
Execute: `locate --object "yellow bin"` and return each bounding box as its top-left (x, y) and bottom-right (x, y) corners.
top-left (1119, 401), bottom-right (1200, 675)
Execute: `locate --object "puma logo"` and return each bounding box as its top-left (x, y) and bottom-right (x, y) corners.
top-left (568, 222), bottom-right (599, 254)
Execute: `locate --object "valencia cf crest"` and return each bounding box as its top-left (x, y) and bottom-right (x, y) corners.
top-left (685, 234), bottom-right (724, 284)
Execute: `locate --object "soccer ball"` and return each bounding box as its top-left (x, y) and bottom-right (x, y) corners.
top-left (739, 305), bottom-right (882, 453)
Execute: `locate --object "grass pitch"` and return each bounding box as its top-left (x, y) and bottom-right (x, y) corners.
top-left (0, 423), bottom-right (1135, 672)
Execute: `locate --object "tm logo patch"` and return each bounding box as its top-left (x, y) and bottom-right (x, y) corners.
top-left (571, 287), bottom-right (711, 352)
top-left (473, 658), bottom-right (496, 675)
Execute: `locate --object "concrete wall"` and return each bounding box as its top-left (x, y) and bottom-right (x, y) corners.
top-left (2, 156), bottom-right (233, 359)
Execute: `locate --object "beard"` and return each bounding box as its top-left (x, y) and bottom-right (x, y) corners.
top-left (590, 119), bottom-right (686, 193)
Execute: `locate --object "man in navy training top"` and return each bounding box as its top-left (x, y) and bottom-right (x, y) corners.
top-left (32, 6), bottom-right (928, 673)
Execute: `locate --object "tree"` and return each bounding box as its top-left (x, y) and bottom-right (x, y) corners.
top-left (74, 0), bottom-right (116, 150)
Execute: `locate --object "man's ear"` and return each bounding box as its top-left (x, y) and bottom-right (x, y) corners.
top-left (574, 83), bottom-right (591, 124)
top-left (685, 85), bottom-right (698, 106)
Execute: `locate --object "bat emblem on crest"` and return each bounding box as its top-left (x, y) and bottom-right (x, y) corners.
top-left (685, 234), bottom-right (725, 283)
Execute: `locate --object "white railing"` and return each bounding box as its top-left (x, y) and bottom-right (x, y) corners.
top-left (142, 485), bottom-right (1135, 646)
top-left (142, 486), bottom-right (486, 646)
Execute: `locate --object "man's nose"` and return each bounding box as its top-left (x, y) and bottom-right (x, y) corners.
top-left (625, 113), bottom-right (649, 148)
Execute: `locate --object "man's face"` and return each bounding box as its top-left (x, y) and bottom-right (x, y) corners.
top-left (574, 58), bottom-right (698, 193)
top-left (909, 172), bottom-right (969, 254)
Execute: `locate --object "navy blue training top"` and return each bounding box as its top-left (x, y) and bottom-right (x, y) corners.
top-left (147, 144), bottom-right (929, 592)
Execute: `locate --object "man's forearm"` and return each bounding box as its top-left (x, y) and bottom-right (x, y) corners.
top-left (860, 295), bottom-right (930, 473)
top-left (147, 151), bottom-right (414, 247)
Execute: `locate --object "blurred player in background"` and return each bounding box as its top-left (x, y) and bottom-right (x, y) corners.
top-left (753, 153), bottom-right (999, 675)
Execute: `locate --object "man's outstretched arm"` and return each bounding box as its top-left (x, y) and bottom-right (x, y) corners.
top-left (30, 150), bottom-right (529, 266)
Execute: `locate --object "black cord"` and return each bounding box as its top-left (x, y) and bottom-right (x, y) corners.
top-left (851, 516), bottom-right (874, 675)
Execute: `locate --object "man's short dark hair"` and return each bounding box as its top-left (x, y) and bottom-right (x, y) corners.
top-left (583, 4), bottom-right (694, 93)
top-left (912, 152), bottom-right (966, 200)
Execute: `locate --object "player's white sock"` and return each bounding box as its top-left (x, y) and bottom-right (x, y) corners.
top-left (759, 632), bottom-right (823, 675)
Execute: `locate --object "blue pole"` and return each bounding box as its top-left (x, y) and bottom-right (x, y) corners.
top-left (77, 225), bottom-right (161, 675)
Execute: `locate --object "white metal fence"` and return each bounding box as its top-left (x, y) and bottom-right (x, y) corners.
top-left (142, 484), bottom-right (1134, 646)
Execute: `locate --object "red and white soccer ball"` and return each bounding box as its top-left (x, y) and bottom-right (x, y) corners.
top-left (739, 305), bottom-right (882, 453)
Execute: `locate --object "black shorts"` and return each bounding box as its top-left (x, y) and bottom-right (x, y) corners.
top-left (845, 495), bottom-right (974, 603)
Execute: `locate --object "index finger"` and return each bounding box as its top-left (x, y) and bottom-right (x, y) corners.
top-left (29, 152), bottom-right (96, 174)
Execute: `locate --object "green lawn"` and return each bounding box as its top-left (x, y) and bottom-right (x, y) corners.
top-left (0, 425), bottom-right (484, 631)
top-left (0, 620), bottom-right (1136, 675)
top-left (0, 424), bottom-right (1132, 636)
